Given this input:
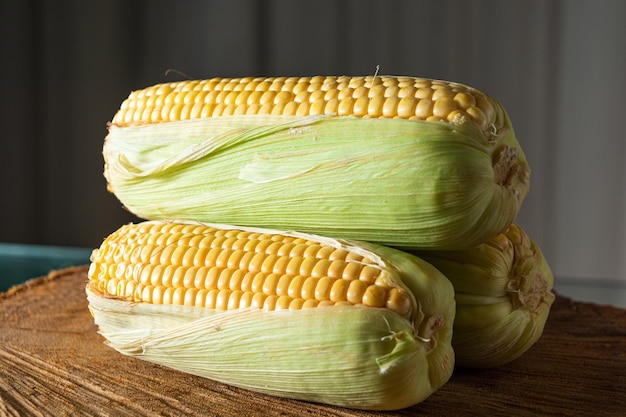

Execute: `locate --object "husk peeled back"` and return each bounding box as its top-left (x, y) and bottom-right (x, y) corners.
top-left (103, 113), bottom-right (530, 250)
top-left (86, 222), bottom-right (456, 411)
top-left (412, 224), bottom-right (555, 368)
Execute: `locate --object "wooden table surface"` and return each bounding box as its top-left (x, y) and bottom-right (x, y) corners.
top-left (1, 266), bottom-right (625, 417)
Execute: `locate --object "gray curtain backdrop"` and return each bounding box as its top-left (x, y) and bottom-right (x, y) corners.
top-left (2, 0), bottom-right (625, 284)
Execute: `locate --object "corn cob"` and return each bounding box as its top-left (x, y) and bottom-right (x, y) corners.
top-left (103, 75), bottom-right (530, 249)
top-left (86, 220), bottom-right (456, 410)
top-left (410, 224), bottom-right (555, 368)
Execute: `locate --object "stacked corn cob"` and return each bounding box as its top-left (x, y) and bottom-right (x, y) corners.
top-left (88, 75), bottom-right (554, 410)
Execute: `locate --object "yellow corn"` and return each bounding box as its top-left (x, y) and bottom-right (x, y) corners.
top-left (411, 224), bottom-right (555, 368)
top-left (86, 220), bottom-right (456, 410)
top-left (103, 75), bottom-right (531, 250)
top-left (88, 220), bottom-right (413, 317)
top-left (112, 75), bottom-right (502, 133)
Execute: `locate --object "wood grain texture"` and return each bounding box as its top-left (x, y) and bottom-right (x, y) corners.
top-left (1, 267), bottom-right (625, 416)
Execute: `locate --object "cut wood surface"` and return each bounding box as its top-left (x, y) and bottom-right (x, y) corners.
top-left (1, 266), bottom-right (625, 416)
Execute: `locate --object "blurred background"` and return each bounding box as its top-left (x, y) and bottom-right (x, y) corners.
top-left (1, 0), bottom-right (625, 302)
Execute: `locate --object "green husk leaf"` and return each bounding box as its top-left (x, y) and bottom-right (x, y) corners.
top-left (104, 114), bottom-right (529, 249)
top-left (86, 299), bottom-right (435, 410)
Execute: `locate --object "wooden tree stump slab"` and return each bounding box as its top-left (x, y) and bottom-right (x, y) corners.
top-left (1, 266), bottom-right (625, 416)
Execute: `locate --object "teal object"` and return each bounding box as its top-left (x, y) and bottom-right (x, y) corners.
top-left (0, 243), bottom-right (92, 292)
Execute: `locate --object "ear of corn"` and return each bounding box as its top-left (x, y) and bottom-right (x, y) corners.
top-left (86, 220), bottom-right (456, 410)
top-left (103, 75), bottom-right (530, 249)
top-left (409, 224), bottom-right (555, 368)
